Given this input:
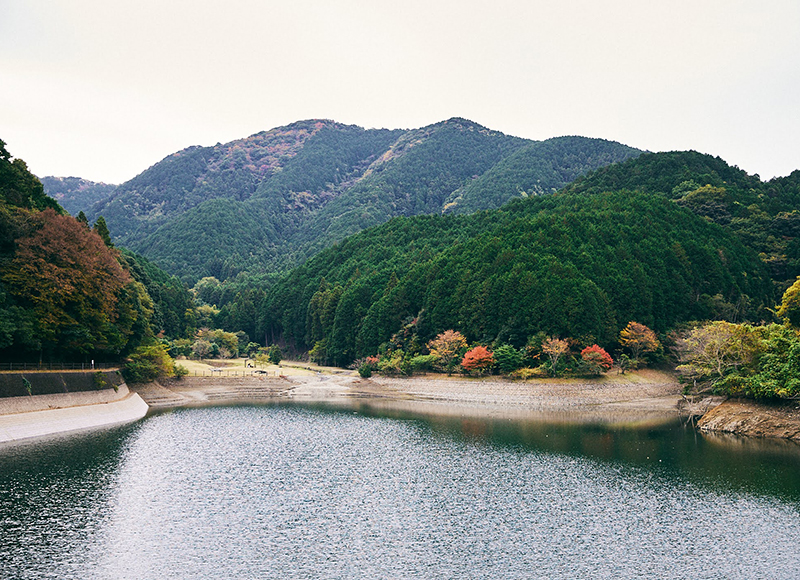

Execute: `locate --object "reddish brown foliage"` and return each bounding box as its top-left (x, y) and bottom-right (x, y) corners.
top-left (461, 345), bottom-right (494, 373)
top-left (3, 209), bottom-right (131, 345)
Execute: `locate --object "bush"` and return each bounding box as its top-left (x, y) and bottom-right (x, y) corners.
top-left (122, 343), bottom-right (177, 383)
top-left (358, 364), bottom-right (372, 378)
top-left (509, 366), bottom-right (549, 380)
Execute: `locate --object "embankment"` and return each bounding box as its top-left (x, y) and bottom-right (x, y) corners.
top-left (0, 371), bottom-right (148, 443)
top-left (697, 398), bottom-right (800, 441)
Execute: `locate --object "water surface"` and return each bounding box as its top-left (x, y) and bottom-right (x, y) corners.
top-left (1, 404), bottom-right (799, 579)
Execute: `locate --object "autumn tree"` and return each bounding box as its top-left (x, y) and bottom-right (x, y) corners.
top-left (461, 345), bottom-right (494, 374)
top-left (776, 277), bottom-right (800, 327)
top-left (542, 337), bottom-right (570, 376)
top-left (619, 321), bottom-right (660, 362)
top-left (2, 209), bottom-right (136, 356)
top-left (427, 330), bottom-right (467, 373)
top-left (580, 344), bottom-right (613, 375)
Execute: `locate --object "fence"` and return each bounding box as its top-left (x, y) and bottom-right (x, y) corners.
top-left (191, 369), bottom-right (285, 378)
top-left (0, 362), bottom-right (118, 372)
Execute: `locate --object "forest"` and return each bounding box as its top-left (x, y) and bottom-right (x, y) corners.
top-left (8, 116), bottom-right (800, 399)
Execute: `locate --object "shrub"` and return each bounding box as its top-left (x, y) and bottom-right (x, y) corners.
top-left (580, 344), bottom-right (613, 375)
top-left (122, 343), bottom-right (177, 383)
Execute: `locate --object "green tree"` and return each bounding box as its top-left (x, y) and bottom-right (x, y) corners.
top-left (93, 216), bottom-right (114, 247)
top-left (493, 344), bottom-right (522, 374)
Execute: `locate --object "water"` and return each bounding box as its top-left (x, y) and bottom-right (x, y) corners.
top-left (1, 403), bottom-right (799, 579)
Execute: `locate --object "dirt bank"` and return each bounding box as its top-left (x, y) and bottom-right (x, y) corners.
top-left (697, 398), bottom-right (800, 441)
top-left (132, 369), bottom-right (686, 427)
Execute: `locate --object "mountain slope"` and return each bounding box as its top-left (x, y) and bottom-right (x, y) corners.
top-left (39, 176), bottom-right (117, 216)
top-left (93, 118), bottom-right (642, 282)
top-left (443, 136), bottom-right (642, 213)
top-left (258, 190), bottom-right (772, 366)
top-left (564, 151), bottom-right (800, 287)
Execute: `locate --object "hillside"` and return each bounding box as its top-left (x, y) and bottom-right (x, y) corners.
top-left (565, 151), bottom-right (800, 289)
top-left (89, 118), bottom-right (641, 282)
top-left (257, 190), bottom-right (773, 366)
top-left (0, 139), bottom-right (193, 362)
top-left (39, 176), bottom-right (117, 216)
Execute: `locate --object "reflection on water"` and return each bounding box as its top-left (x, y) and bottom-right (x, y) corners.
top-left (1, 404), bottom-right (799, 579)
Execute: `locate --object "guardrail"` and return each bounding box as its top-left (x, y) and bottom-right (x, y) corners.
top-left (0, 362), bottom-right (118, 371)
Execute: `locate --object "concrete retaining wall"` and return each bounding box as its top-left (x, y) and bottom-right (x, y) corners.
top-left (0, 372), bottom-right (150, 443)
top-left (0, 392), bottom-right (149, 443)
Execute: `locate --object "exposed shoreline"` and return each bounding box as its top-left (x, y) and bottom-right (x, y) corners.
top-left (3, 367), bottom-right (799, 443)
top-left (133, 369), bottom-right (690, 428)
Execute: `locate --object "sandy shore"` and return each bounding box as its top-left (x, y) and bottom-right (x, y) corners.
top-left (133, 368), bottom-right (689, 427)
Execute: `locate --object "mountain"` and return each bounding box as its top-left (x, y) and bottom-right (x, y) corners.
top-left (256, 190), bottom-right (772, 366)
top-left (89, 118), bottom-right (642, 282)
top-left (39, 176), bottom-right (117, 216)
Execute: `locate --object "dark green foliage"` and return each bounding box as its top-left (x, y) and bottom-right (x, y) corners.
top-left (444, 136), bottom-right (642, 213)
top-left (39, 176), bottom-right (116, 216)
top-left (93, 216), bottom-right (113, 247)
top-left (119, 249), bottom-right (194, 339)
top-left (565, 151), bottom-right (800, 288)
top-left (0, 140), bottom-right (63, 213)
top-left (89, 119), bottom-right (640, 283)
top-left (262, 191), bottom-right (772, 366)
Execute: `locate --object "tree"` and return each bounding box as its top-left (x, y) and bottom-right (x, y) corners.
top-left (267, 344), bottom-right (282, 365)
top-left (93, 216), bottom-right (114, 247)
top-left (122, 343), bottom-right (178, 383)
top-left (191, 339), bottom-right (213, 359)
top-left (674, 321), bottom-right (758, 382)
top-left (427, 330), bottom-right (468, 373)
top-left (541, 337), bottom-right (569, 376)
top-left (461, 345), bottom-right (494, 374)
top-left (493, 344), bottom-right (522, 374)
top-left (2, 209), bottom-right (134, 355)
top-left (776, 277), bottom-right (800, 327)
top-left (619, 321), bottom-right (660, 362)
top-left (580, 344), bottom-right (613, 375)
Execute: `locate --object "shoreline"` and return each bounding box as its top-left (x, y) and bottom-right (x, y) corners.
top-left (2, 367), bottom-right (798, 443)
top-left (134, 369), bottom-right (690, 428)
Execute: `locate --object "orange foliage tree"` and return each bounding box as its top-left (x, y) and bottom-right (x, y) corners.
top-left (427, 329), bottom-right (468, 373)
top-left (461, 345), bottom-right (494, 374)
top-left (619, 321), bottom-right (660, 361)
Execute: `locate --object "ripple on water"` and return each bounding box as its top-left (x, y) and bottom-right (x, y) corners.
top-left (1, 405), bottom-right (799, 579)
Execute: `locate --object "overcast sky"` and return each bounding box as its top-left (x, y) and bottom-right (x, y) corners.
top-left (2, 0), bottom-right (798, 184)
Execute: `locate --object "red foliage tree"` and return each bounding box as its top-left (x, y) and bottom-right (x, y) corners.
top-left (461, 345), bottom-right (494, 374)
top-left (580, 344), bottom-right (613, 374)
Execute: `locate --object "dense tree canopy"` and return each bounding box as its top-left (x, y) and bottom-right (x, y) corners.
top-left (259, 190), bottom-right (772, 367)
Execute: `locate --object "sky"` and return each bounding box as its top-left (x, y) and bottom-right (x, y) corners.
top-left (1, 0), bottom-right (799, 184)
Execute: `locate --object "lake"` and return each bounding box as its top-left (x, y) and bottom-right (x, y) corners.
top-left (1, 403), bottom-right (799, 579)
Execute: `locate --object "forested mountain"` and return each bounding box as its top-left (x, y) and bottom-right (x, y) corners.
top-left (0, 139), bottom-right (193, 362)
top-left (565, 151), bottom-right (800, 289)
top-left (88, 118), bottom-right (641, 282)
top-left (443, 136), bottom-right (642, 214)
top-left (254, 190), bottom-right (772, 366)
top-left (39, 176), bottom-right (117, 216)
